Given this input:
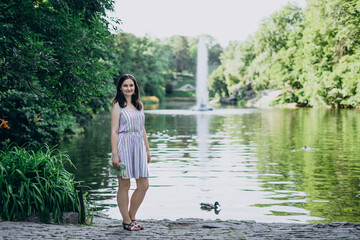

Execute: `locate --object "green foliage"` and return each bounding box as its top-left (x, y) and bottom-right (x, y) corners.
top-left (212, 1), bottom-right (360, 107)
top-left (0, 145), bottom-right (86, 223)
top-left (173, 36), bottom-right (192, 73)
top-left (0, 0), bottom-right (114, 112)
top-left (209, 66), bottom-right (229, 97)
top-left (0, 90), bottom-right (78, 145)
top-left (0, 0), bottom-right (115, 146)
top-left (165, 82), bottom-right (174, 96)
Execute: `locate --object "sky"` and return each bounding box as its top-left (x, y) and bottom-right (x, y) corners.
top-left (107, 0), bottom-right (307, 47)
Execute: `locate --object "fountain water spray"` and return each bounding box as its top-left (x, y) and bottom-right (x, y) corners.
top-left (193, 38), bottom-right (213, 111)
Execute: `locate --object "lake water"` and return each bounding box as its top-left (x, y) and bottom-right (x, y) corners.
top-left (59, 103), bottom-right (360, 223)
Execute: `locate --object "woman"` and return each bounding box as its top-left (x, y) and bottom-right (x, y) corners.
top-left (110, 74), bottom-right (150, 231)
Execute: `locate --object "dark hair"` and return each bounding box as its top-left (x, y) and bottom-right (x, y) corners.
top-left (112, 74), bottom-right (142, 110)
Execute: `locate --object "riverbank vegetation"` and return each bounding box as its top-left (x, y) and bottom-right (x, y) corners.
top-left (0, 145), bottom-right (87, 223)
top-left (210, 0), bottom-right (360, 108)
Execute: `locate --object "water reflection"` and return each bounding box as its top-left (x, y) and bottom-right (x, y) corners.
top-left (251, 109), bottom-right (360, 223)
top-left (196, 113), bottom-right (220, 214)
top-left (59, 106), bottom-right (360, 223)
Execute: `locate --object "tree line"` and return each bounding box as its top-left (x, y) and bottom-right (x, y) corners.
top-left (210, 0), bottom-right (360, 108)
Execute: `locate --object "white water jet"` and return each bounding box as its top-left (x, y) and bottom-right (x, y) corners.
top-left (193, 38), bottom-right (213, 111)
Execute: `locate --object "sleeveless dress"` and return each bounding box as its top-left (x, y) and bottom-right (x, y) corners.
top-left (111, 107), bottom-right (149, 179)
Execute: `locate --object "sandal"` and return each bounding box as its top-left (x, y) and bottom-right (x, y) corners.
top-left (131, 219), bottom-right (144, 230)
top-left (122, 221), bottom-right (141, 231)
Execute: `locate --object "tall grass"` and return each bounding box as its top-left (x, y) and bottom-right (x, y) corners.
top-left (0, 145), bottom-right (84, 223)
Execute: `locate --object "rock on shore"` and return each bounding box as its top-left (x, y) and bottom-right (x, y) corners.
top-left (1, 213), bottom-right (360, 239)
top-left (246, 89), bottom-right (284, 108)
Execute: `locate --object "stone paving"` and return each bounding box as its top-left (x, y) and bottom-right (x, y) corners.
top-left (1, 214), bottom-right (360, 240)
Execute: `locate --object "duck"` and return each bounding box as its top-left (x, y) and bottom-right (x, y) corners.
top-left (200, 201), bottom-right (221, 210)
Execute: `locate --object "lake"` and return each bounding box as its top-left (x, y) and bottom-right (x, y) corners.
top-left (59, 103), bottom-right (360, 223)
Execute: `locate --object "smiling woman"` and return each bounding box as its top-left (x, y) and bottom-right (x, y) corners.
top-left (110, 74), bottom-right (151, 231)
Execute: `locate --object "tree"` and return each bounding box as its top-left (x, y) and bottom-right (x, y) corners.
top-left (209, 66), bottom-right (229, 97)
top-left (0, 0), bottom-right (115, 145)
top-left (172, 36), bottom-right (191, 73)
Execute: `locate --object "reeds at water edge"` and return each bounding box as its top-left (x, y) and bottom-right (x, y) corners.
top-left (0, 144), bottom-right (89, 223)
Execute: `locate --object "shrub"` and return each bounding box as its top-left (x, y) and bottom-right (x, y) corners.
top-left (0, 90), bottom-right (78, 146)
top-left (0, 145), bottom-right (86, 223)
top-left (141, 96), bottom-right (160, 104)
top-left (165, 82), bottom-right (174, 96)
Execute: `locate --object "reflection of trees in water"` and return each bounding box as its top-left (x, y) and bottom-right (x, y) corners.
top-left (146, 114), bottom-right (197, 164)
top-left (252, 108), bottom-right (360, 223)
top-left (59, 112), bottom-right (114, 210)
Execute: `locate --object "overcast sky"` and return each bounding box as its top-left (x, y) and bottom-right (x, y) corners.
top-left (107, 0), bottom-right (307, 47)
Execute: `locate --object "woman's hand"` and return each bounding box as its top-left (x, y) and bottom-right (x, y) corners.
top-left (147, 152), bottom-right (151, 164)
top-left (112, 154), bottom-right (120, 170)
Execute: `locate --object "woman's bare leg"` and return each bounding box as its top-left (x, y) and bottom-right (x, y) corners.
top-left (129, 178), bottom-right (149, 220)
top-left (117, 177), bottom-right (132, 224)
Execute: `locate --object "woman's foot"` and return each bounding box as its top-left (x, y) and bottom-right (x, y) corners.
top-left (131, 219), bottom-right (144, 230)
top-left (122, 221), bottom-right (141, 231)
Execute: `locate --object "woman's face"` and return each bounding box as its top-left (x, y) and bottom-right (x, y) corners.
top-left (121, 79), bottom-right (135, 97)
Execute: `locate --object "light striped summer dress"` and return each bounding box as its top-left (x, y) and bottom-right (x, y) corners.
top-left (111, 107), bottom-right (149, 179)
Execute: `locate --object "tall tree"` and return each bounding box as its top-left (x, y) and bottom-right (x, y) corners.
top-left (0, 0), bottom-right (115, 145)
top-left (172, 36), bottom-right (191, 73)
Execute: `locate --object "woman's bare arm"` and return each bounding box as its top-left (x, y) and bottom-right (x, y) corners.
top-left (111, 103), bottom-right (121, 170)
top-left (142, 127), bottom-right (151, 163)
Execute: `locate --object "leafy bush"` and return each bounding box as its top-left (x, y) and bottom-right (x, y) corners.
top-left (275, 89), bottom-right (299, 104)
top-left (0, 90), bottom-right (78, 146)
top-left (165, 82), bottom-right (174, 96)
top-left (141, 96), bottom-right (160, 104)
top-left (0, 145), bottom-right (85, 223)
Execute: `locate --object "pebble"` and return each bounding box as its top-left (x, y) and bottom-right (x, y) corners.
top-left (1, 213), bottom-right (360, 240)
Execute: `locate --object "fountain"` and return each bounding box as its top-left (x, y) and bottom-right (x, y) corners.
top-left (192, 38), bottom-right (213, 111)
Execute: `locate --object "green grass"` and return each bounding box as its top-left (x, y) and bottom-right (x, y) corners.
top-left (0, 144), bottom-right (87, 223)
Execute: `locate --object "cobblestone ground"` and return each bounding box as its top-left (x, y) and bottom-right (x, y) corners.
top-left (1, 215), bottom-right (360, 240)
